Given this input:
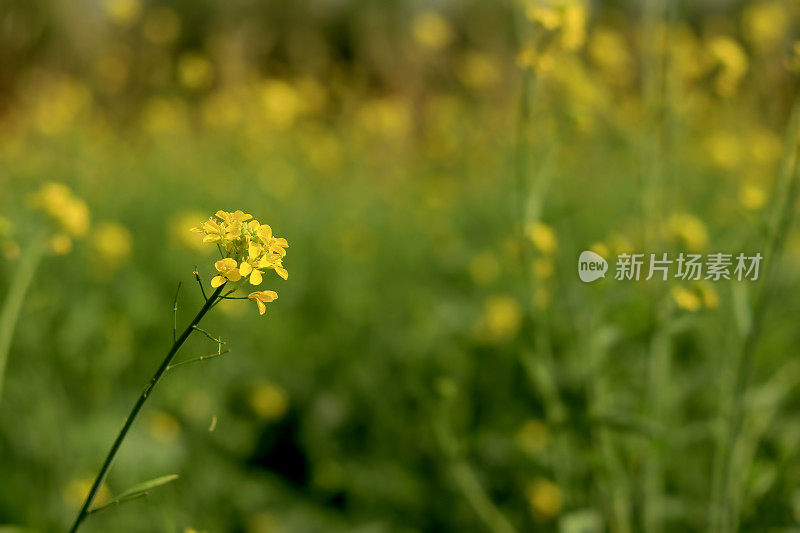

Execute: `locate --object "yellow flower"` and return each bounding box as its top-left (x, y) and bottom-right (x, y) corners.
top-left (211, 258), bottom-right (242, 287)
top-left (249, 381), bottom-right (288, 419)
top-left (64, 477), bottom-right (111, 509)
top-left (256, 224), bottom-right (289, 257)
top-left (671, 286), bottom-right (702, 312)
top-left (527, 223), bottom-right (558, 255)
top-left (50, 234), bottom-right (73, 255)
top-left (193, 210), bottom-right (288, 312)
top-left (743, 1), bottom-right (788, 52)
top-left (740, 184), bottom-right (768, 211)
top-left (29, 182), bottom-right (90, 238)
top-left (478, 295), bottom-right (522, 342)
top-left (258, 253), bottom-right (288, 280)
top-left (526, 6), bottom-right (561, 30)
top-left (412, 11), bottom-right (454, 51)
top-left (239, 242), bottom-right (266, 285)
top-left (707, 36), bottom-right (748, 97)
top-left (104, 0), bottom-right (141, 26)
top-left (526, 478), bottom-right (563, 521)
top-left (247, 290), bottom-right (278, 315)
top-left (664, 213), bottom-right (708, 251)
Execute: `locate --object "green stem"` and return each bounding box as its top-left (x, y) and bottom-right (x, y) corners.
top-left (68, 284), bottom-right (225, 533)
top-left (0, 236), bottom-right (47, 403)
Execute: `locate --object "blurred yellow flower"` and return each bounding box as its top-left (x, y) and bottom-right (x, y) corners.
top-left (740, 184), bottom-right (768, 211)
top-left (92, 221), bottom-right (133, 274)
top-left (412, 11), bottom-right (453, 51)
top-left (526, 478), bottom-right (563, 521)
top-left (527, 223), bottom-right (557, 255)
top-left (178, 53), bottom-right (214, 90)
top-left (526, 5), bottom-right (560, 30)
top-left (479, 295), bottom-right (522, 342)
top-left (64, 477), bottom-right (111, 509)
top-left (589, 27), bottom-right (633, 85)
top-left (560, 1), bottom-right (587, 51)
top-left (707, 36), bottom-right (748, 97)
top-left (260, 80), bottom-right (301, 129)
top-left (664, 213), bottom-right (708, 251)
top-left (249, 381), bottom-right (289, 421)
top-left (742, 1), bottom-right (788, 52)
top-left (671, 286), bottom-right (702, 312)
top-left (29, 182), bottom-right (90, 238)
top-left (590, 242), bottom-right (610, 258)
top-left (104, 0), bottom-right (141, 26)
top-left (50, 234), bottom-right (73, 255)
top-left (525, 0), bottom-right (587, 50)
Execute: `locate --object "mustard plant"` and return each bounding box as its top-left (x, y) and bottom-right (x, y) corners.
top-left (68, 210), bottom-right (288, 532)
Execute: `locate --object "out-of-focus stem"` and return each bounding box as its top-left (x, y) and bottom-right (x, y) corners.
top-left (711, 94), bottom-right (800, 533)
top-left (0, 235), bottom-right (47, 403)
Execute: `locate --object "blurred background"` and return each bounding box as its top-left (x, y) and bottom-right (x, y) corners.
top-left (1, 0), bottom-right (800, 531)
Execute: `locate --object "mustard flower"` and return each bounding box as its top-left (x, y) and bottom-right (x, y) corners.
top-left (192, 209), bottom-right (288, 315)
top-left (211, 258), bottom-right (242, 287)
top-left (247, 290), bottom-right (278, 315)
top-left (239, 242), bottom-right (266, 285)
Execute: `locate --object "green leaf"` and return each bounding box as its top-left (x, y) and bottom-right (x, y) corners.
top-left (89, 474), bottom-right (180, 515)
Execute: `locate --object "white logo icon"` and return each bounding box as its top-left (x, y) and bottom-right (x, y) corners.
top-left (578, 250), bottom-right (608, 282)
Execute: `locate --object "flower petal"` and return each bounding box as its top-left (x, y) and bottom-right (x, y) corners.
top-left (211, 275), bottom-right (226, 288)
top-left (275, 266), bottom-right (288, 280)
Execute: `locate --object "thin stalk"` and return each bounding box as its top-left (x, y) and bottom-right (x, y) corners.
top-left (68, 284), bottom-right (225, 533)
top-left (0, 235), bottom-right (47, 403)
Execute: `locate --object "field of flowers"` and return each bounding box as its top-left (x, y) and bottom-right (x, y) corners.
top-left (1, 0), bottom-right (800, 531)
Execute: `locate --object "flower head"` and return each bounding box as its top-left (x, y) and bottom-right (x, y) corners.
top-left (192, 210), bottom-right (288, 316)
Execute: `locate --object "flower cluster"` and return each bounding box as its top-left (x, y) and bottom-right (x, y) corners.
top-left (192, 210), bottom-right (288, 315)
